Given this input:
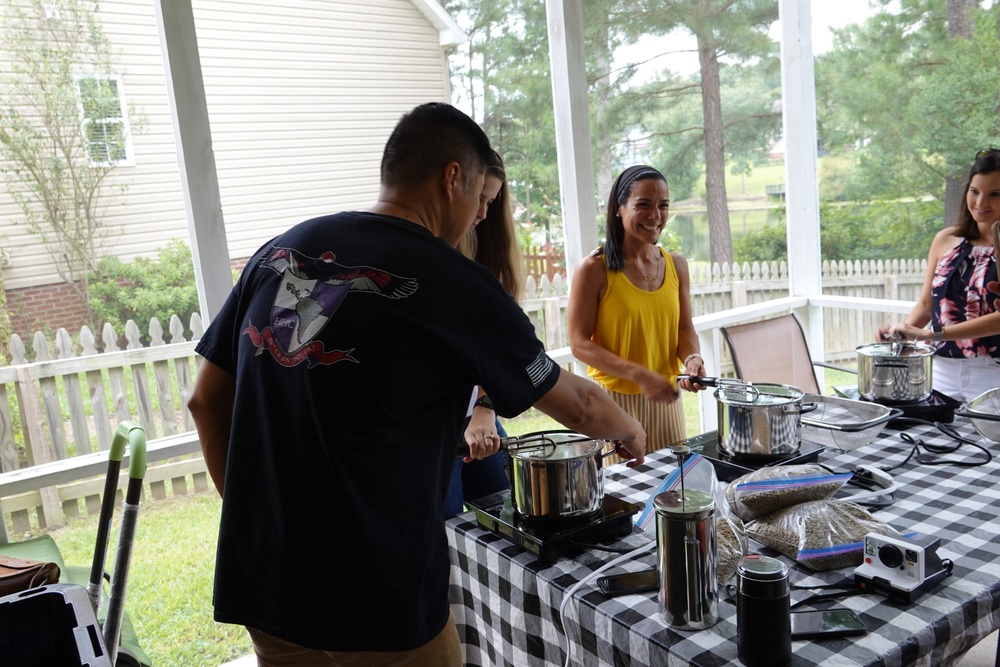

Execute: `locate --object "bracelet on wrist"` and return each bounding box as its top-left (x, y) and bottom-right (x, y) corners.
top-left (473, 395), bottom-right (494, 411)
top-left (683, 353), bottom-right (703, 367)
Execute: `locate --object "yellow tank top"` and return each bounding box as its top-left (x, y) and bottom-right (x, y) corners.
top-left (587, 248), bottom-right (681, 394)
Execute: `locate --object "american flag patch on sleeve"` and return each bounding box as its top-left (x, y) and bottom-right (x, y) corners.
top-left (526, 350), bottom-right (556, 387)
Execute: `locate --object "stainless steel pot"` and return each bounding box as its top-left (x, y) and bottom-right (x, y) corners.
top-left (716, 383), bottom-right (815, 459)
top-left (505, 430), bottom-right (613, 521)
top-left (856, 342), bottom-right (934, 404)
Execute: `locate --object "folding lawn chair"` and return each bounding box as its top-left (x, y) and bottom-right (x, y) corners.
top-left (720, 313), bottom-right (853, 394)
top-left (0, 421), bottom-right (150, 667)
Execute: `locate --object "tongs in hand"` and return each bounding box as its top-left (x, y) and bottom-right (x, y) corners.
top-left (880, 330), bottom-right (904, 356)
top-left (677, 375), bottom-right (761, 402)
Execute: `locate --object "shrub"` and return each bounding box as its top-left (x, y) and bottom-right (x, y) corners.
top-left (89, 240), bottom-right (199, 342)
top-left (733, 200), bottom-right (941, 264)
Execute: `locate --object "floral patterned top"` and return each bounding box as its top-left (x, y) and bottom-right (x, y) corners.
top-left (930, 238), bottom-right (999, 358)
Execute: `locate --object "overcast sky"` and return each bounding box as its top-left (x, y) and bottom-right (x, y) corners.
top-left (614, 0), bottom-right (880, 79)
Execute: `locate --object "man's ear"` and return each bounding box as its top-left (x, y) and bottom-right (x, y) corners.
top-left (442, 161), bottom-right (463, 202)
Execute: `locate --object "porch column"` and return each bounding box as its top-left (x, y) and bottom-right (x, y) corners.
top-left (546, 0), bottom-right (597, 283)
top-left (779, 0), bottom-right (825, 370)
top-left (153, 0), bottom-right (232, 324)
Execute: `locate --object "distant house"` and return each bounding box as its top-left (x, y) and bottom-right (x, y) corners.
top-left (0, 0), bottom-right (463, 337)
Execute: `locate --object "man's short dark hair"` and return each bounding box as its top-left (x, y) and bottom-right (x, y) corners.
top-left (381, 103), bottom-right (493, 193)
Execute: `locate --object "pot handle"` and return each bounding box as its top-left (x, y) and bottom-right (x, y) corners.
top-left (955, 408), bottom-right (1000, 422)
top-left (791, 402), bottom-right (819, 415)
top-left (600, 441), bottom-right (625, 460)
top-left (873, 360), bottom-right (910, 369)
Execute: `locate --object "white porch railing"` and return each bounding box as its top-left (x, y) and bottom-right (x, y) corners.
top-left (0, 291), bottom-right (919, 543)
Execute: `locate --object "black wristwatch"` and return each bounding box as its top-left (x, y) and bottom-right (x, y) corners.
top-left (473, 395), bottom-right (494, 411)
top-left (932, 323), bottom-right (944, 342)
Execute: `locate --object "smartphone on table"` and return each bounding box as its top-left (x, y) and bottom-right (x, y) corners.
top-left (597, 568), bottom-right (658, 597)
top-left (790, 608), bottom-right (867, 640)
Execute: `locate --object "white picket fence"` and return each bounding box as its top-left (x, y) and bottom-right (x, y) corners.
top-left (0, 257), bottom-right (926, 538)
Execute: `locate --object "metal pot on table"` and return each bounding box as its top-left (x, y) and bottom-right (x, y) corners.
top-left (682, 377), bottom-right (816, 460)
top-left (457, 430), bottom-right (619, 522)
top-left (856, 340), bottom-right (934, 404)
top-left (505, 430), bottom-right (621, 522)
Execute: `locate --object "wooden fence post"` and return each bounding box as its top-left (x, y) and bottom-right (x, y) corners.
top-left (13, 366), bottom-right (62, 529)
top-left (731, 281), bottom-right (748, 308)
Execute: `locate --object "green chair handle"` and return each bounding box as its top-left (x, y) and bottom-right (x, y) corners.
top-left (109, 421), bottom-right (147, 480)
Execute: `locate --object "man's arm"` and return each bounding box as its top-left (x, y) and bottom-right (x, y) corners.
top-left (532, 368), bottom-right (646, 466)
top-left (188, 360), bottom-right (236, 494)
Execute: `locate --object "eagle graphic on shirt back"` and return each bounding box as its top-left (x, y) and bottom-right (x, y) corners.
top-left (244, 247), bottom-right (418, 367)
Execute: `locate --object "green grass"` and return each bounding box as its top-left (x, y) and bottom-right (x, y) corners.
top-left (48, 493), bottom-right (251, 667)
top-left (684, 161), bottom-right (786, 203)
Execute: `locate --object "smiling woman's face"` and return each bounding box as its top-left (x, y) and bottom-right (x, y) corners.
top-left (967, 172), bottom-right (1000, 225)
top-left (619, 178), bottom-right (670, 242)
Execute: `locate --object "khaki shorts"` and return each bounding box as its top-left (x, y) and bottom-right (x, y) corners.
top-left (246, 612), bottom-right (461, 667)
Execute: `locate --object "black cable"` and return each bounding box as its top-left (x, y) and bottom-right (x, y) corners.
top-left (879, 418), bottom-right (992, 471)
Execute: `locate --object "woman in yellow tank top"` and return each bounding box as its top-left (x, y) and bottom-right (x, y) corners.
top-left (567, 165), bottom-right (707, 460)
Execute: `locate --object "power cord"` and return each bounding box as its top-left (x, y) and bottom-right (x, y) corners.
top-left (879, 418), bottom-right (992, 472)
top-left (557, 540), bottom-right (655, 667)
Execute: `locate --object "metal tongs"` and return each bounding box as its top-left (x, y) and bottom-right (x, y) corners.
top-left (890, 332), bottom-right (903, 357)
top-left (455, 432), bottom-right (557, 458)
top-left (677, 375), bottom-right (762, 402)
top-left (879, 330), bottom-right (904, 356)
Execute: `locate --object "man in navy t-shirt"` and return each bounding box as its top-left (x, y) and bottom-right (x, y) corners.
top-left (188, 102), bottom-right (646, 666)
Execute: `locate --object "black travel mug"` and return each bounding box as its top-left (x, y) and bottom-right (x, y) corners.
top-left (736, 554), bottom-right (791, 667)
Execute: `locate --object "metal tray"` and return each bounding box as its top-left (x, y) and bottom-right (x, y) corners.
top-left (800, 394), bottom-right (901, 451)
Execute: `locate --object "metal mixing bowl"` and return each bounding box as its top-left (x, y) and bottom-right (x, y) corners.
top-left (799, 394), bottom-right (901, 451)
top-left (955, 388), bottom-right (1000, 443)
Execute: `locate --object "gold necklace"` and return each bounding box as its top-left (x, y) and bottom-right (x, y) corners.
top-left (630, 257), bottom-right (657, 282)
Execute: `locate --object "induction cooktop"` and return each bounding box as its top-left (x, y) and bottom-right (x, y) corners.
top-left (465, 490), bottom-right (641, 563)
top-left (680, 430), bottom-right (825, 483)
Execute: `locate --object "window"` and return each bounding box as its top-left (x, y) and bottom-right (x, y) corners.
top-left (77, 75), bottom-right (133, 166)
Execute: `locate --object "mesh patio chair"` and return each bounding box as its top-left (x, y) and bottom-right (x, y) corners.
top-left (720, 314), bottom-right (852, 394)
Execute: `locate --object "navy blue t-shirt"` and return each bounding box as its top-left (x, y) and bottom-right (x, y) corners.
top-left (195, 211), bottom-right (559, 651)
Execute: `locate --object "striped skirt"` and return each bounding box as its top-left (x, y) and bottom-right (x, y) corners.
top-left (601, 389), bottom-right (687, 464)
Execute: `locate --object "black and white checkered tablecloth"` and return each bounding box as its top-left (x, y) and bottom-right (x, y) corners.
top-left (447, 419), bottom-right (1000, 666)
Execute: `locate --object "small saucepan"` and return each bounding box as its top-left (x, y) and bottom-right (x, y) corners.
top-left (856, 341), bottom-right (934, 404)
top-left (457, 430), bottom-right (621, 522)
top-left (680, 376), bottom-right (817, 460)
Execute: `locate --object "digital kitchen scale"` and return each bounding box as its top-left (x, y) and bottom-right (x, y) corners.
top-left (681, 430), bottom-right (825, 483)
top-left (465, 490), bottom-right (642, 563)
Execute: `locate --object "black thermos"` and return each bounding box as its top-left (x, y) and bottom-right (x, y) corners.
top-left (736, 554), bottom-right (791, 667)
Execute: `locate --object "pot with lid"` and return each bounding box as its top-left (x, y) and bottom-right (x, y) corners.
top-left (504, 430), bottom-right (616, 522)
top-left (856, 340), bottom-right (934, 404)
top-left (714, 381), bottom-right (815, 460)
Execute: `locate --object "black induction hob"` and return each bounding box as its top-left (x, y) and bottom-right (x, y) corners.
top-left (833, 386), bottom-right (961, 424)
top-left (465, 490), bottom-right (642, 563)
top-left (680, 430), bottom-right (825, 483)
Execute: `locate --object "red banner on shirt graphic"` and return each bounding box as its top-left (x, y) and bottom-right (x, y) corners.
top-left (244, 323), bottom-right (356, 368)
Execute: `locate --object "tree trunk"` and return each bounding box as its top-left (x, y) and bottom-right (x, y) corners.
top-left (943, 0), bottom-right (975, 228)
top-left (697, 30), bottom-right (732, 265)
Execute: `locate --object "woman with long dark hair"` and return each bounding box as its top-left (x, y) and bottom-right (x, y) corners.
top-left (567, 165), bottom-right (706, 460)
top-left (444, 151), bottom-right (525, 516)
top-left (880, 149), bottom-right (1000, 401)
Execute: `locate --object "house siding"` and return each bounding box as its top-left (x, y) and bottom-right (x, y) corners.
top-left (0, 0), bottom-right (453, 335)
